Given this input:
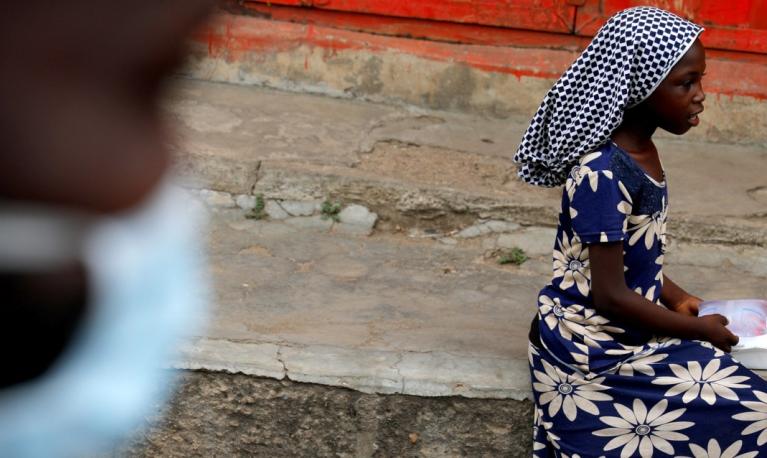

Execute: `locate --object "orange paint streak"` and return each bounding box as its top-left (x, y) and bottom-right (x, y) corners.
top-left (193, 13), bottom-right (767, 100)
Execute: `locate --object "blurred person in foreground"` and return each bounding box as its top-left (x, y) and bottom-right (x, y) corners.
top-left (0, 1), bottom-right (214, 456)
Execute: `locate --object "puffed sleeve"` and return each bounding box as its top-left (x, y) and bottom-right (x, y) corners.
top-left (568, 171), bottom-right (633, 244)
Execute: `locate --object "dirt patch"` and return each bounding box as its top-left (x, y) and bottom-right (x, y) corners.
top-left (747, 185), bottom-right (767, 205)
top-left (355, 141), bottom-right (516, 194)
top-left (237, 244), bottom-right (273, 257)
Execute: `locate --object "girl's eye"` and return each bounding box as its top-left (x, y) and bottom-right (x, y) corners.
top-left (681, 73), bottom-right (705, 89)
top-left (681, 73), bottom-right (706, 89)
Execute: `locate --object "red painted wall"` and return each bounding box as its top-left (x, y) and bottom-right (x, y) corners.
top-left (201, 1), bottom-right (767, 100)
top-left (245, 0), bottom-right (767, 54)
top-left (577, 0), bottom-right (767, 54)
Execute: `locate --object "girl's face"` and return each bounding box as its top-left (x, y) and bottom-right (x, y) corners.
top-left (642, 39), bottom-right (706, 135)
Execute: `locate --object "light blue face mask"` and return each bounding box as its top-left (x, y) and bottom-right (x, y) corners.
top-left (0, 180), bottom-right (208, 457)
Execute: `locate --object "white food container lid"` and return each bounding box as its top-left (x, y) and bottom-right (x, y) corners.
top-left (699, 299), bottom-right (767, 369)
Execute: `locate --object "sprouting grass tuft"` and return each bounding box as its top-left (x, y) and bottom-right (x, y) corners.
top-left (245, 193), bottom-right (267, 220)
top-left (321, 200), bottom-right (342, 222)
top-left (498, 247), bottom-right (528, 266)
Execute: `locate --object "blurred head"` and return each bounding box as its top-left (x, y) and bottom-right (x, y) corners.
top-left (0, 0), bottom-right (213, 385)
top-left (0, 1), bottom-right (213, 455)
top-left (0, 0), bottom-right (213, 212)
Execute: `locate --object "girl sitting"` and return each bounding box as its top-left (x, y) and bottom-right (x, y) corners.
top-left (516, 6), bottom-right (767, 457)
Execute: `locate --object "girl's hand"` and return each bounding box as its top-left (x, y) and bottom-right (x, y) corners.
top-left (698, 314), bottom-right (739, 353)
top-left (670, 294), bottom-right (702, 317)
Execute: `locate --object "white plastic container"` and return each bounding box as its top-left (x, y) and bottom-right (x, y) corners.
top-left (699, 299), bottom-right (767, 369)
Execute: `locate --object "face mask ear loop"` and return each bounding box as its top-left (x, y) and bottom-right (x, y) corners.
top-left (0, 206), bottom-right (93, 272)
top-left (0, 179), bottom-right (209, 457)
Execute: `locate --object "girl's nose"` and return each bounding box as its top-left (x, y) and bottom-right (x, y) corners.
top-left (694, 83), bottom-right (706, 103)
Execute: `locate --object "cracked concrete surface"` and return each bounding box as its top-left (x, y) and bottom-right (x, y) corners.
top-left (168, 78), bottom-right (767, 244)
top-left (163, 77), bottom-right (767, 401)
top-left (123, 77), bottom-right (767, 456)
top-left (172, 204), bottom-right (767, 400)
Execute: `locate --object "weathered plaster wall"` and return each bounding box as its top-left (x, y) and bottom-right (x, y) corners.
top-left (183, 14), bottom-right (767, 147)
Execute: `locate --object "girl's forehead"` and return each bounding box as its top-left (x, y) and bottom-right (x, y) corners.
top-left (669, 40), bottom-right (706, 75)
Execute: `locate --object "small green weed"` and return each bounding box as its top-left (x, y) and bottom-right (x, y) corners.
top-left (321, 200), bottom-right (342, 222)
top-left (498, 247), bottom-right (528, 266)
top-left (245, 194), bottom-right (267, 220)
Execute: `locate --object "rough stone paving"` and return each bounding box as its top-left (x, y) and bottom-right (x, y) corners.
top-left (119, 78), bottom-right (767, 456)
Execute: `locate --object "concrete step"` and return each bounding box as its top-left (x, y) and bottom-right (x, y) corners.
top-left (145, 201), bottom-right (767, 456)
top-left (140, 77), bottom-right (767, 456)
top-left (167, 78), bottom-right (767, 248)
top-left (175, 204), bottom-right (767, 398)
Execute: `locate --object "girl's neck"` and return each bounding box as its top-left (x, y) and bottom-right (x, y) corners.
top-left (610, 107), bottom-right (657, 155)
top-left (610, 107), bottom-right (665, 182)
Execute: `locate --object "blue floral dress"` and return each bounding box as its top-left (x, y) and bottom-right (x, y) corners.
top-left (530, 142), bottom-right (767, 457)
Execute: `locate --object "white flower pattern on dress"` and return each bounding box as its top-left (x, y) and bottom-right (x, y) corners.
top-left (571, 341), bottom-right (591, 372)
top-left (529, 342), bottom-right (540, 366)
top-left (616, 180), bottom-right (634, 234)
top-left (634, 285), bottom-right (657, 303)
top-left (539, 295), bottom-right (578, 341)
top-left (699, 341), bottom-right (726, 358)
top-left (652, 336), bottom-right (682, 348)
top-left (606, 343), bottom-right (646, 358)
top-left (533, 407), bottom-right (547, 455)
top-left (628, 196), bottom-right (667, 250)
top-left (532, 359), bottom-right (612, 421)
top-left (539, 295), bottom-right (623, 349)
top-left (566, 152), bottom-right (608, 202)
top-left (733, 390), bottom-right (767, 446)
top-left (652, 359), bottom-right (750, 405)
top-left (618, 352), bottom-right (668, 376)
top-left (594, 398), bottom-right (693, 458)
top-left (688, 439), bottom-right (758, 458)
top-left (654, 254), bottom-right (664, 282)
top-left (578, 307), bottom-right (625, 348)
top-left (533, 406), bottom-right (561, 450)
top-left (606, 338), bottom-right (680, 364)
top-left (552, 232), bottom-right (590, 297)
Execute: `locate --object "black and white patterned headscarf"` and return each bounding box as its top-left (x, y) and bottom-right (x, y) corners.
top-left (514, 7), bottom-right (703, 187)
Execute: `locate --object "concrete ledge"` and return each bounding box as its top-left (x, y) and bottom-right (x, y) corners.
top-left (168, 79), bottom-right (767, 248)
top-left (175, 338), bottom-right (285, 380)
top-left (174, 337), bottom-right (533, 401)
top-left (169, 203), bottom-right (766, 407)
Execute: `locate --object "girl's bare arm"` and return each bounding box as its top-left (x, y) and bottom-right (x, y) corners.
top-left (589, 242), bottom-right (737, 352)
top-left (660, 274), bottom-right (702, 316)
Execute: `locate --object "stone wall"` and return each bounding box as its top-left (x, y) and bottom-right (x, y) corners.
top-left (119, 371), bottom-right (534, 457)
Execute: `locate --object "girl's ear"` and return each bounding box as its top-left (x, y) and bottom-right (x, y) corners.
top-left (621, 101), bottom-right (651, 125)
